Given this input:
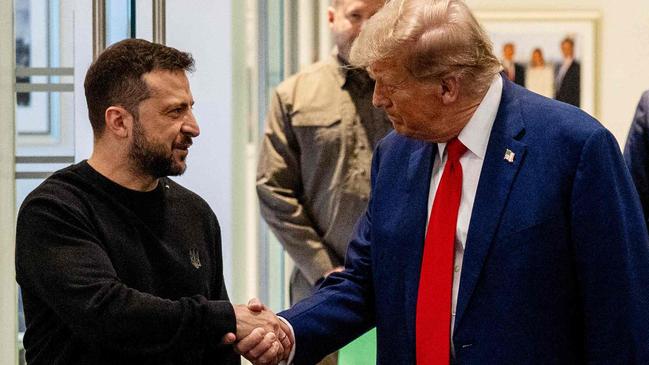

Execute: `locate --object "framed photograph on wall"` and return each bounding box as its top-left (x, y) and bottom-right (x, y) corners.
top-left (475, 11), bottom-right (601, 118)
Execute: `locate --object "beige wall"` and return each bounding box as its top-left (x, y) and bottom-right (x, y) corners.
top-left (466, 0), bottom-right (649, 146)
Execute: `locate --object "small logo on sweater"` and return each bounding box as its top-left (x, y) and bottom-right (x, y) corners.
top-left (189, 248), bottom-right (202, 269)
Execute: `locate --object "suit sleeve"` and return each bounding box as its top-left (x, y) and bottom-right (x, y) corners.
top-left (256, 90), bottom-right (339, 285)
top-left (623, 90), bottom-right (649, 224)
top-left (278, 141), bottom-right (382, 365)
top-left (15, 196), bottom-right (236, 356)
top-left (571, 128), bottom-right (649, 362)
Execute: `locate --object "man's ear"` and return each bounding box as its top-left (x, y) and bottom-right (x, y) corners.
top-left (439, 76), bottom-right (460, 105)
top-left (327, 6), bottom-right (336, 29)
top-left (104, 106), bottom-right (133, 139)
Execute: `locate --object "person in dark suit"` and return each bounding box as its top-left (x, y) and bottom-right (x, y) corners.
top-left (624, 90), bottom-right (649, 228)
top-left (501, 42), bottom-right (525, 87)
top-left (237, 0), bottom-right (649, 364)
top-left (555, 37), bottom-right (581, 107)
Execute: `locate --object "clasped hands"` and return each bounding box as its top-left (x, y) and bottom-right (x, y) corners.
top-left (223, 298), bottom-right (293, 364)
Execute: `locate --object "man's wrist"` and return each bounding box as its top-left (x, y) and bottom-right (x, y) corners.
top-left (277, 316), bottom-right (296, 364)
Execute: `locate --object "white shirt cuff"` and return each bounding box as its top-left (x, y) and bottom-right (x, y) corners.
top-left (278, 316), bottom-right (296, 365)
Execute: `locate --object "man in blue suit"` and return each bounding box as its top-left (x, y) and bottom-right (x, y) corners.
top-left (237, 0), bottom-right (649, 364)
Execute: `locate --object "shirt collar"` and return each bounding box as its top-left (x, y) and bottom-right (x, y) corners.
top-left (437, 75), bottom-right (503, 160)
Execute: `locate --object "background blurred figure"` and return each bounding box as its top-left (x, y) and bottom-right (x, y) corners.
top-left (256, 0), bottom-right (390, 364)
top-left (624, 90), bottom-right (649, 229)
top-left (555, 37), bottom-right (580, 107)
top-left (525, 48), bottom-right (554, 98)
top-left (501, 42), bottom-right (525, 86)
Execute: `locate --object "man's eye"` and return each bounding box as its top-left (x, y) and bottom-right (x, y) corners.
top-left (349, 13), bottom-right (361, 21)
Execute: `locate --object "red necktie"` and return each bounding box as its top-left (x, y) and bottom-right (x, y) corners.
top-left (416, 138), bottom-right (467, 364)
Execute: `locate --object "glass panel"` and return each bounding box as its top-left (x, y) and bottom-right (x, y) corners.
top-left (106, 0), bottom-right (133, 46)
top-left (16, 87), bottom-right (49, 135)
top-left (264, 0), bottom-right (285, 106)
top-left (15, 0), bottom-right (47, 68)
top-left (15, 0), bottom-right (75, 157)
top-left (258, 0), bottom-right (287, 313)
top-left (15, 90), bottom-right (75, 157)
top-left (15, 0), bottom-right (31, 108)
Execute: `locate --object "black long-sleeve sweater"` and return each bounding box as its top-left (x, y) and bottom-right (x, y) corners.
top-left (15, 161), bottom-right (240, 365)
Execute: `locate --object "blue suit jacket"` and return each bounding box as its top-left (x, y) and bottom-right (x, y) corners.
top-left (624, 90), bottom-right (649, 227)
top-left (280, 78), bottom-right (649, 364)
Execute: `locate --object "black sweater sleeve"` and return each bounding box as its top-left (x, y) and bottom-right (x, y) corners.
top-left (15, 195), bottom-right (236, 356)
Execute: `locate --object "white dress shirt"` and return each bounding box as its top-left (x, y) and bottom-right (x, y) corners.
top-left (555, 57), bottom-right (574, 89)
top-left (427, 75), bottom-right (502, 347)
top-left (281, 75), bottom-right (503, 364)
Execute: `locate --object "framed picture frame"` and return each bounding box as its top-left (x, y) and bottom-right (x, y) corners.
top-left (475, 11), bottom-right (601, 118)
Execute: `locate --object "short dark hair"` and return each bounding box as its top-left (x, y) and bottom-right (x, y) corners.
top-left (84, 38), bottom-right (195, 137)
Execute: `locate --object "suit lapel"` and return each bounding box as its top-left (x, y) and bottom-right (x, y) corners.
top-left (453, 79), bottom-right (528, 332)
top-left (407, 141), bottom-right (435, 192)
top-left (404, 140), bottom-right (436, 346)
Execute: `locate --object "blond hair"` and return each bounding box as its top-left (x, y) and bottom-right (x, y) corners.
top-left (350, 0), bottom-right (501, 96)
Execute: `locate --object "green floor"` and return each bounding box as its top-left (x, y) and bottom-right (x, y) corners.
top-left (338, 328), bottom-right (377, 365)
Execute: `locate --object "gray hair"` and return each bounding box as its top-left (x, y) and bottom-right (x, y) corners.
top-left (350, 0), bottom-right (502, 96)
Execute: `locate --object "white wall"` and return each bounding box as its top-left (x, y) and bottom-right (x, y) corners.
top-left (164, 0), bottom-right (234, 289)
top-left (465, 0), bottom-right (649, 146)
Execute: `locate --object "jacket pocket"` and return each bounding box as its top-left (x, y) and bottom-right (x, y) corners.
top-left (292, 111), bottom-right (342, 147)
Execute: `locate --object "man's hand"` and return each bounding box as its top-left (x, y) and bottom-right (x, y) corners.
top-left (223, 298), bottom-right (293, 364)
top-left (235, 327), bottom-right (284, 364)
top-left (233, 298), bottom-right (280, 339)
top-left (245, 298), bottom-right (293, 351)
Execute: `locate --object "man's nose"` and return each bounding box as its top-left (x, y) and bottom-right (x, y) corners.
top-left (182, 110), bottom-right (200, 137)
top-left (372, 83), bottom-right (389, 109)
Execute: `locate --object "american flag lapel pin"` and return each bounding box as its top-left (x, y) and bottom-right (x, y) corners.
top-left (504, 149), bottom-right (515, 163)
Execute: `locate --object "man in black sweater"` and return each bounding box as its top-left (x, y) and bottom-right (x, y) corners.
top-left (15, 39), bottom-right (290, 365)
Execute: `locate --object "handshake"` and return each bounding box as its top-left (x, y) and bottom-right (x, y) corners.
top-left (223, 298), bottom-right (294, 364)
